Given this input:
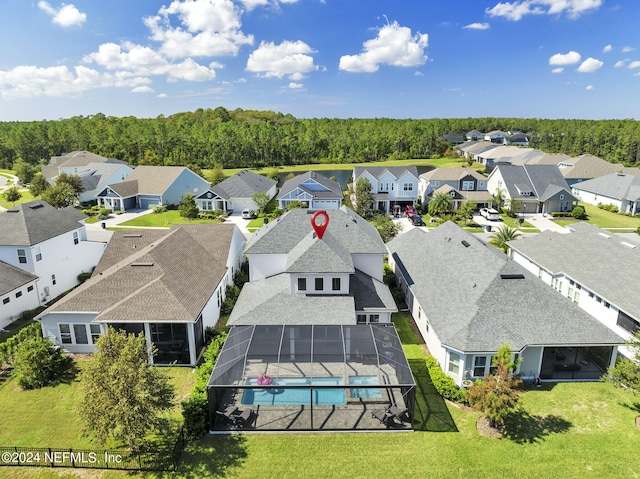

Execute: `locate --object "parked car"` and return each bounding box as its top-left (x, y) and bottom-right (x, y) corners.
top-left (404, 205), bottom-right (418, 217)
top-left (409, 214), bottom-right (424, 226)
top-left (241, 209), bottom-right (256, 219)
top-left (479, 208), bottom-right (500, 221)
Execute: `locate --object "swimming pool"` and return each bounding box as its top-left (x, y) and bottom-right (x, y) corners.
top-left (241, 377), bottom-right (346, 405)
top-left (349, 375), bottom-right (383, 399)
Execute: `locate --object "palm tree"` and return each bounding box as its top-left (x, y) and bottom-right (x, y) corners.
top-left (493, 188), bottom-right (504, 212)
top-left (428, 191), bottom-right (453, 217)
top-left (489, 225), bottom-right (521, 253)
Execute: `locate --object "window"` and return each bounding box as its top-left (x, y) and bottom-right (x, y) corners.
top-left (538, 268), bottom-right (543, 278)
top-left (17, 249), bottom-right (27, 264)
top-left (418, 307), bottom-right (421, 319)
top-left (403, 183), bottom-right (413, 191)
top-left (497, 180), bottom-right (503, 188)
top-left (332, 277), bottom-right (341, 291)
top-left (462, 181), bottom-right (474, 191)
top-left (51, 274), bottom-right (56, 285)
top-left (74, 324), bottom-right (89, 344)
top-left (2, 297), bottom-right (9, 305)
top-left (298, 277), bottom-right (307, 291)
top-left (588, 291), bottom-right (594, 298)
top-left (59, 324), bottom-right (72, 344)
top-left (573, 291), bottom-right (580, 304)
top-left (90, 324), bottom-right (101, 343)
top-left (596, 296), bottom-right (602, 303)
top-left (448, 352), bottom-right (461, 375)
top-left (73, 231), bottom-right (79, 245)
top-left (473, 356), bottom-right (487, 377)
top-left (567, 287), bottom-right (574, 301)
top-left (35, 246), bottom-right (42, 262)
top-left (27, 285), bottom-right (34, 292)
top-left (479, 181), bottom-right (485, 188)
top-left (357, 314), bottom-right (367, 324)
top-left (369, 314), bottom-right (380, 323)
top-left (432, 181), bottom-right (440, 188)
top-left (315, 277), bottom-right (324, 291)
top-left (617, 311), bottom-right (640, 334)
top-left (15, 291), bottom-right (22, 299)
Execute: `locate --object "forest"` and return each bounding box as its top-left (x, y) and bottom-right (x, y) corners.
top-left (1, 107), bottom-right (639, 169)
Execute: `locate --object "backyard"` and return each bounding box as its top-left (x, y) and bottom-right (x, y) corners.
top-left (1, 312), bottom-right (639, 478)
top-left (554, 204), bottom-right (640, 231)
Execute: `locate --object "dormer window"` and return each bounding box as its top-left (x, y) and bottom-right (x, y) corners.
top-left (315, 278), bottom-right (324, 291)
top-left (298, 278), bottom-right (307, 291)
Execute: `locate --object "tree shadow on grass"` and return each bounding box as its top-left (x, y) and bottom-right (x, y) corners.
top-left (620, 401), bottom-right (640, 414)
top-left (501, 410), bottom-right (572, 444)
top-left (408, 359), bottom-right (458, 433)
top-left (169, 434), bottom-right (248, 479)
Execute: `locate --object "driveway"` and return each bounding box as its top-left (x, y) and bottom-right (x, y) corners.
top-left (223, 212), bottom-right (254, 240)
top-left (85, 209), bottom-right (154, 242)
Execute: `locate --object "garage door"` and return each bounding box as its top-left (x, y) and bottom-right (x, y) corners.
top-left (312, 200), bottom-right (340, 209)
top-left (231, 198), bottom-right (255, 212)
top-left (139, 196), bottom-right (161, 209)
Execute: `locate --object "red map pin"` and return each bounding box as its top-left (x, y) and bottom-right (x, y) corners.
top-left (311, 210), bottom-right (329, 239)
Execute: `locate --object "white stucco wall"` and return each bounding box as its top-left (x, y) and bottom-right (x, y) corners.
top-left (352, 253), bottom-right (383, 282)
top-left (248, 254), bottom-right (288, 281)
top-left (0, 280), bottom-right (40, 329)
top-left (40, 312), bottom-right (102, 354)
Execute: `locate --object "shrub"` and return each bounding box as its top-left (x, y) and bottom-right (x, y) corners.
top-left (425, 355), bottom-right (465, 403)
top-left (98, 208), bottom-right (112, 216)
top-left (97, 213), bottom-right (109, 220)
top-left (0, 322), bottom-right (42, 367)
top-left (153, 205), bottom-right (167, 213)
top-left (13, 336), bottom-right (72, 389)
top-left (597, 202), bottom-right (619, 213)
top-left (115, 210), bottom-right (123, 215)
top-left (77, 271), bottom-right (93, 284)
top-left (571, 205), bottom-right (585, 219)
top-left (220, 285), bottom-right (240, 316)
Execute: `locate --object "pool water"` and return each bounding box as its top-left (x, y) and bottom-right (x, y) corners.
top-left (242, 377), bottom-right (346, 405)
top-left (349, 375), bottom-right (383, 399)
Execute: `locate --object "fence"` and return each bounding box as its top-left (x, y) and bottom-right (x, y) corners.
top-left (0, 427), bottom-right (185, 472)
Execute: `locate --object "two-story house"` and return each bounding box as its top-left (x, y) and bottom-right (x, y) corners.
top-left (418, 168), bottom-right (492, 209)
top-left (352, 166), bottom-right (419, 213)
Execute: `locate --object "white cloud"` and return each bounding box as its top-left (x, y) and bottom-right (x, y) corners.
top-left (144, 0), bottom-right (253, 59)
top-left (157, 93), bottom-right (168, 98)
top-left (131, 86), bottom-right (154, 93)
top-left (622, 46), bottom-right (635, 53)
top-left (551, 67), bottom-right (564, 73)
top-left (339, 21), bottom-right (428, 73)
top-left (615, 59), bottom-right (628, 68)
top-left (38, 1), bottom-right (86, 27)
top-left (603, 44), bottom-right (613, 53)
top-left (414, 71), bottom-right (424, 76)
top-left (586, 85), bottom-right (594, 90)
top-left (577, 57), bottom-right (603, 73)
top-left (463, 23), bottom-right (490, 30)
top-left (487, 0), bottom-right (602, 21)
top-left (288, 82), bottom-right (303, 89)
top-left (628, 61), bottom-right (640, 69)
top-left (549, 51), bottom-right (581, 65)
top-left (246, 40), bottom-right (317, 79)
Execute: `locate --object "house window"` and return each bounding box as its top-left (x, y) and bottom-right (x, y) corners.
top-left (473, 356), bottom-right (487, 377)
top-left (497, 180), bottom-right (503, 189)
top-left (2, 297), bottom-right (9, 305)
top-left (369, 314), bottom-right (380, 323)
top-left (538, 268), bottom-right (543, 278)
top-left (17, 249), bottom-right (27, 264)
top-left (357, 314), bottom-right (367, 324)
top-left (418, 307), bottom-right (421, 319)
top-left (298, 277), bottom-right (307, 291)
top-left (479, 181), bottom-right (485, 188)
top-left (51, 274), bottom-right (56, 285)
top-left (15, 291), bottom-right (22, 299)
top-left (462, 181), bottom-right (474, 191)
top-left (448, 352), bottom-right (461, 375)
top-left (90, 324), bottom-right (101, 343)
top-left (27, 285), bottom-right (34, 292)
top-left (73, 324), bottom-right (89, 344)
top-left (315, 278), bottom-right (324, 291)
top-left (59, 324), bottom-right (72, 344)
top-left (573, 291), bottom-right (580, 304)
top-left (332, 278), bottom-right (341, 291)
top-left (35, 246), bottom-right (42, 262)
top-left (560, 194), bottom-right (564, 200)
top-left (588, 291), bottom-right (594, 298)
top-left (567, 287), bottom-right (574, 301)
top-left (73, 231), bottom-right (79, 245)
top-left (403, 183), bottom-right (413, 191)
top-left (432, 181), bottom-right (440, 187)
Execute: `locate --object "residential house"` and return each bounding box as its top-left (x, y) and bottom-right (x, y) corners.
top-left (277, 171), bottom-right (343, 210)
top-left (96, 165), bottom-right (210, 211)
top-left (440, 133), bottom-right (465, 145)
top-left (487, 164), bottom-right (577, 214)
top-left (0, 262), bottom-right (39, 329)
top-left (0, 201), bottom-right (105, 315)
top-left (465, 130), bottom-right (484, 141)
top-left (572, 173), bottom-right (640, 215)
top-left (504, 133), bottom-right (530, 146)
top-left (42, 151), bottom-right (127, 179)
top-left (196, 170), bottom-right (277, 213)
top-left (475, 145), bottom-right (534, 171)
top-left (558, 154), bottom-right (640, 186)
top-left (76, 162), bottom-right (134, 204)
top-left (352, 166), bottom-right (419, 213)
top-left (388, 222), bottom-right (623, 386)
top-left (37, 224), bottom-right (245, 366)
top-left (483, 130), bottom-right (507, 144)
top-left (457, 141), bottom-right (499, 161)
top-left (418, 167), bottom-right (492, 208)
top-left (507, 222), bottom-right (640, 358)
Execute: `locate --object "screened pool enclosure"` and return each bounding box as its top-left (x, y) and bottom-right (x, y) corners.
top-left (207, 324), bottom-right (416, 432)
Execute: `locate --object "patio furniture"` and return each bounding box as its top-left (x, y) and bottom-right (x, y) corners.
top-left (371, 408), bottom-right (390, 426)
top-left (387, 405), bottom-right (409, 423)
top-left (231, 408), bottom-right (253, 426)
top-left (372, 406), bottom-right (409, 427)
top-left (216, 405), bottom-right (239, 422)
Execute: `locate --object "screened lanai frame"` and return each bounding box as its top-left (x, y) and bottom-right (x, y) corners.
top-left (207, 324), bottom-right (416, 432)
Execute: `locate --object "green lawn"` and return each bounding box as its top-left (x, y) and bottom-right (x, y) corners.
top-left (113, 210), bottom-right (223, 228)
top-left (554, 204), bottom-right (640, 231)
top-left (0, 189), bottom-right (35, 209)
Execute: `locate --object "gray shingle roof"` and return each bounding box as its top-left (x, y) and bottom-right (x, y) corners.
top-left (0, 201), bottom-right (86, 246)
top-left (285, 231), bottom-right (355, 274)
top-left (0, 261), bottom-right (38, 296)
top-left (507, 223), bottom-right (640, 320)
top-left (572, 173), bottom-right (640, 201)
top-left (211, 170), bottom-right (276, 199)
top-left (494, 164), bottom-right (572, 200)
top-left (419, 167), bottom-right (485, 182)
top-left (227, 273), bottom-right (356, 326)
top-left (245, 207), bottom-right (385, 256)
top-left (45, 224), bottom-right (236, 322)
top-left (108, 180), bottom-right (139, 198)
top-left (561, 154), bottom-right (638, 180)
top-left (387, 222), bottom-right (623, 353)
top-left (353, 166), bottom-right (419, 181)
top-left (110, 166), bottom-right (196, 196)
top-left (278, 171), bottom-right (343, 200)
top-left (350, 269), bottom-right (397, 311)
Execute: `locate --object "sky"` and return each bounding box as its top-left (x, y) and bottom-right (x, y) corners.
top-left (0, 0), bottom-right (639, 121)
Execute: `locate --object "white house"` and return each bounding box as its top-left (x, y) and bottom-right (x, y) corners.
top-left (572, 173), bottom-right (640, 215)
top-left (37, 224), bottom-right (245, 366)
top-left (0, 262), bottom-right (39, 329)
top-left (418, 167), bottom-right (492, 208)
top-left (507, 223), bottom-right (640, 359)
top-left (0, 201), bottom-right (106, 311)
top-left (277, 171), bottom-right (343, 210)
top-left (388, 222), bottom-right (623, 386)
top-left (76, 162), bottom-right (134, 204)
top-left (352, 166), bottom-right (419, 213)
top-left (196, 170), bottom-right (277, 213)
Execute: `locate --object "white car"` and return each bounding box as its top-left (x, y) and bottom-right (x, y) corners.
top-left (479, 208), bottom-right (500, 221)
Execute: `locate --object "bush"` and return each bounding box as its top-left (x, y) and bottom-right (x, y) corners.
top-left (13, 336), bottom-right (72, 389)
top-left (0, 322), bottom-right (43, 367)
top-left (77, 271), bottom-right (93, 284)
top-left (220, 285), bottom-right (240, 316)
top-left (571, 205), bottom-right (585, 219)
top-left (97, 213), bottom-right (109, 220)
top-left (597, 202), bottom-right (619, 213)
top-left (425, 355), bottom-right (465, 403)
top-left (153, 205), bottom-right (167, 213)
top-left (98, 208), bottom-right (112, 216)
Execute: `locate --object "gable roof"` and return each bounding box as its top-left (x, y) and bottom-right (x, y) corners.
top-left (0, 261), bottom-right (38, 296)
top-left (111, 166), bottom-right (198, 196)
top-left (77, 162), bottom-right (132, 193)
top-left (278, 171), bottom-right (343, 200)
top-left (0, 201), bottom-right (86, 246)
top-left (561, 155), bottom-right (638, 181)
top-left (45, 224), bottom-right (237, 322)
top-left (245, 207), bottom-right (386, 256)
top-left (477, 145), bottom-right (533, 160)
top-left (492, 164), bottom-right (573, 200)
top-left (572, 173), bottom-right (640, 200)
top-left (285, 231), bottom-right (355, 274)
top-left (353, 166), bottom-right (419, 181)
top-left (387, 222), bottom-right (623, 352)
top-left (419, 167), bottom-right (485, 182)
top-left (211, 169), bottom-right (276, 200)
top-left (508, 223), bottom-right (640, 321)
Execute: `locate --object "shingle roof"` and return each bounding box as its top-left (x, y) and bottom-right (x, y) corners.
top-left (353, 166), bottom-right (419, 181)
top-left (572, 173), bottom-right (640, 201)
top-left (107, 180), bottom-right (139, 198)
top-left (561, 154), bottom-right (634, 180)
top-left (493, 164), bottom-right (572, 200)
top-left (245, 207), bottom-right (385, 256)
top-left (387, 222), bottom-right (623, 352)
top-left (508, 223), bottom-right (640, 319)
top-left (350, 269), bottom-right (397, 311)
top-left (0, 261), bottom-right (38, 296)
top-left (113, 166), bottom-right (194, 196)
top-left (278, 171), bottom-right (343, 200)
top-left (45, 224), bottom-right (236, 322)
top-left (0, 201), bottom-right (86, 246)
top-left (285, 231), bottom-right (355, 274)
top-left (419, 167), bottom-right (485, 182)
top-left (211, 169), bottom-right (276, 199)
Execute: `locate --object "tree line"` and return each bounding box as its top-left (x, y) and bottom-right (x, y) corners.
top-left (1, 107), bottom-right (639, 169)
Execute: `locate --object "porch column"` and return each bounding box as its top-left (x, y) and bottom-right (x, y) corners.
top-left (609, 345), bottom-right (619, 369)
top-left (120, 198), bottom-right (125, 213)
top-left (143, 323), bottom-right (154, 364)
top-left (188, 322), bottom-right (197, 366)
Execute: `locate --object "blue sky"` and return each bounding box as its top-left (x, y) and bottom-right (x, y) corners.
top-left (0, 0), bottom-right (639, 121)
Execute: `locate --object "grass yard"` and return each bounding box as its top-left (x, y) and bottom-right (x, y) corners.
top-left (0, 189), bottom-right (35, 209)
top-left (554, 204), bottom-right (640, 230)
top-left (113, 210), bottom-right (223, 228)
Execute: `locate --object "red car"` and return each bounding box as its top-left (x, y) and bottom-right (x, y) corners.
top-left (404, 205), bottom-right (418, 217)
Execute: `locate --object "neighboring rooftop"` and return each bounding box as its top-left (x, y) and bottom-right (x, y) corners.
top-left (278, 171), bottom-right (343, 200)
top-left (353, 166), bottom-right (419, 180)
top-left (211, 169), bottom-right (276, 199)
top-left (571, 173), bottom-right (640, 200)
top-left (419, 167), bottom-right (485, 182)
top-left (0, 261), bottom-right (38, 296)
top-left (109, 166), bottom-right (198, 196)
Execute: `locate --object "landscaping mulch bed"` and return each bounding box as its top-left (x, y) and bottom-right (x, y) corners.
top-left (477, 416), bottom-right (503, 438)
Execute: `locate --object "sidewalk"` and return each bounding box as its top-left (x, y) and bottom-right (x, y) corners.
top-left (85, 209), bottom-right (155, 242)
top-left (521, 213), bottom-right (571, 234)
